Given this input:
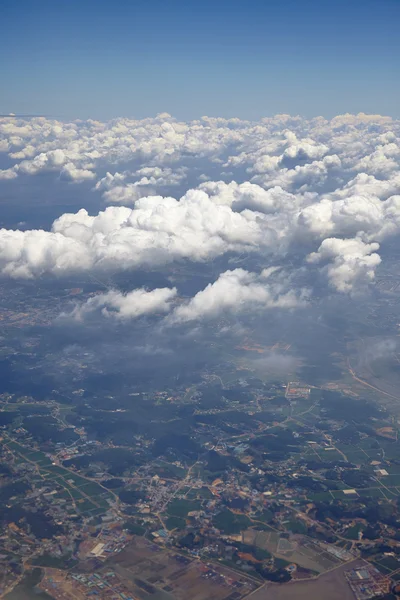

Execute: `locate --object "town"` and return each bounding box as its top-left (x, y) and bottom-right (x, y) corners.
top-left (2, 365), bottom-right (400, 600)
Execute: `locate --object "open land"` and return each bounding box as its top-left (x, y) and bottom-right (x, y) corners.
top-left (251, 560), bottom-right (367, 600)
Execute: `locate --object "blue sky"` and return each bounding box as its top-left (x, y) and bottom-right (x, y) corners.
top-left (1, 0), bottom-right (399, 120)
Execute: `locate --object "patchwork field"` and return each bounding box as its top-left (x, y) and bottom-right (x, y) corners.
top-left (103, 536), bottom-right (260, 600)
top-left (4, 437), bottom-right (114, 516)
top-left (243, 529), bottom-right (353, 575)
top-left (250, 560), bottom-right (367, 600)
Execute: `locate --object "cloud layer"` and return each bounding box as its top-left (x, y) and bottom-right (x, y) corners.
top-left (1, 112), bottom-right (400, 315)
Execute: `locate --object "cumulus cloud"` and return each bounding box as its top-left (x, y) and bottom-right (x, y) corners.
top-left (0, 112), bottom-right (400, 299)
top-left (69, 286), bottom-right (177, 320)
top-left (0, 191), bottom-right (270, 278)
top-left (299, 193), bottom-right (400, 242)
top-left (323, 172), bottom-right (400, 202)
top-left (60, 163), bottom-right (95, 182)
top-left (101, 183), bottom-right (147, 204)
top-left (0, 167), bottom-right (18, 180)
top-left (307, 237), bottom-right (381, 292)
top-left (94, 167), bottom-right (187, 204)
top-left (0, 113), bottom-right (395, 190)
top-left (133, 166), bottom-right (187, 187)
top-left (254, 154), bottom-right (342, 192)
top-left (299, 194), bottom-right (384, 238)
top-left (169, 268), bottom-right (308, 323)
top-left (61, 268), bottom-right (306, 326)
top-left (198, 180), bottom-right (299, 214)
top-left (17, 149), bottom-right (68, 175)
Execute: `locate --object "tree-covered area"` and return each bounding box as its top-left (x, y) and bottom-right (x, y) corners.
top-left (196, 384), bottom-right (227, 410)
top-left (314, 498), bottom-right (400, 528)
top-left (1, 504), bottom-right (63, 539)
top-left (64, 447), bottom-right (144, 476)
top-left (102, 478), bottom-right (124, 489)
top-left (205, 450), bottom-right (230, 472)
top-left (22, 416), bottom-right (79, 444)
top-left (287, 476), bottom-right (328, 492)
top-left (248, 428), bottom-right (302, 462)
top-left (178, 531), bottom-right (205, 550)
top-left (320, 391), bottom-right (381, 423)
top-left (255, 565), bottom-right (291, 583)
top-left (152, 433), bottom-right (200, 459)
top-left (118, 488), bottom-right (145, 504)
top-left (0, 411), bottom-right (18, 426)
top-left (0, 480), bottom-right (30, 503)
top-left (342, 469), bottom-right (372, 488)
top-left (213, 509), bottom-right (251, 534)
top-left (0, 462), bottom-right (13, 477)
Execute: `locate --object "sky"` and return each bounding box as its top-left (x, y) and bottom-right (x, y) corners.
top-left (1, 0), bottom-right (399, 120)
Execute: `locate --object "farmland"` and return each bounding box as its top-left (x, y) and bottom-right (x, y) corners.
top-left (251, 560), bottom-right (368, 600)
top-left (3, 436), bottom-right (114, 517)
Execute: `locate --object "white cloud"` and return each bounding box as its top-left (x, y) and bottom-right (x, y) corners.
top-left (299, 192), bottom-right (400, 243)
top-left (18, 149), bottom-right (67, 175)
top-left (253, 154), bottom-right (342, 192)
top-left (0, 112), bottom-right (400, 298)
top-left (133, 166), bottom-right (187, 187)
top-left (169, 268), bottom-right (308, 323)
top-left (94, 167), bottom-right (187, 204)
top-left (299, 194), bottom-right (385, 238)
top-left (94, 171), bottom-right (127, 192)
top-left (198, 180), bottom-right (299, 214)
top-left (0, 191), bottom-right (266, 278)
top-left (307, 237), bottom-right (381, 292)
top-left (102, 183), bottom-right (146, 204)
top-left (60, 163), bottom-right (95, 182)
top-left (324, 172), bottom-right (400, 202)
top-left (0, 167), bottom-right (18, 180)
top-left (70, 286), bottom-right (177, 320)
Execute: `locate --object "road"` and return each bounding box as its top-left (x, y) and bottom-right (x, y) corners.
top-left (3, 434), bottom-right (121, 513)
top-left (347, 358), bottom-right (400, 400)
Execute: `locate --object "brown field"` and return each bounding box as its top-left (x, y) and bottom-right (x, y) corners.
top-left (104, 536), bottom-right (260, 600)
top-left (242, 530), bottom-right (346, 575)
top-left (376, 426), bottom-right (396, 440)
top-left (249, 559), bottom-right (367, 600)
top-left (39, 569), bottom-right (81, 600)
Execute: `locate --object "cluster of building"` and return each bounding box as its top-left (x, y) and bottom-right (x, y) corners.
top-left (85, 527), bottom-right (130, 557)
top-left (345, 565), bottom-right (391, 600)
top-left (285, 382), bottom-right (311, 399)
top-left (40, 570), bottom-right (135, 600)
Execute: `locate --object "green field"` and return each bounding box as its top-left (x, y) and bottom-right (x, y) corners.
top-left (79, 481), bottom-right (108, 495)
top-left (76, 499), bottom-right (98, 513)
top-left (155, 460), bottom-right (187, 478)
top-left (254, 509), bottom-right (274, 524)
top-left (25, 451), bottom-right (52, 464)
top-left (373, 555), bottom-right (400, 573)
top-left (166, 498), bottom-right (202, 517)
top-left (343, 523), bottom-right (364, 540)
top-left (123, 520), bottom-right (146, 535)
top-left (213, 509), bottom-right (251, 534)
top-left (283, 519), bottom-right (308, 534)
top-left (4, 436), bottom-right (114, 516)
top-left (307, 491), bottom-right (334, 502)
top-left (187, 486), bottom-right (214, 500)
top-left (166, 516), bottom-right (187, 530)
top-left (380, 474), bottom-right (400, 486)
